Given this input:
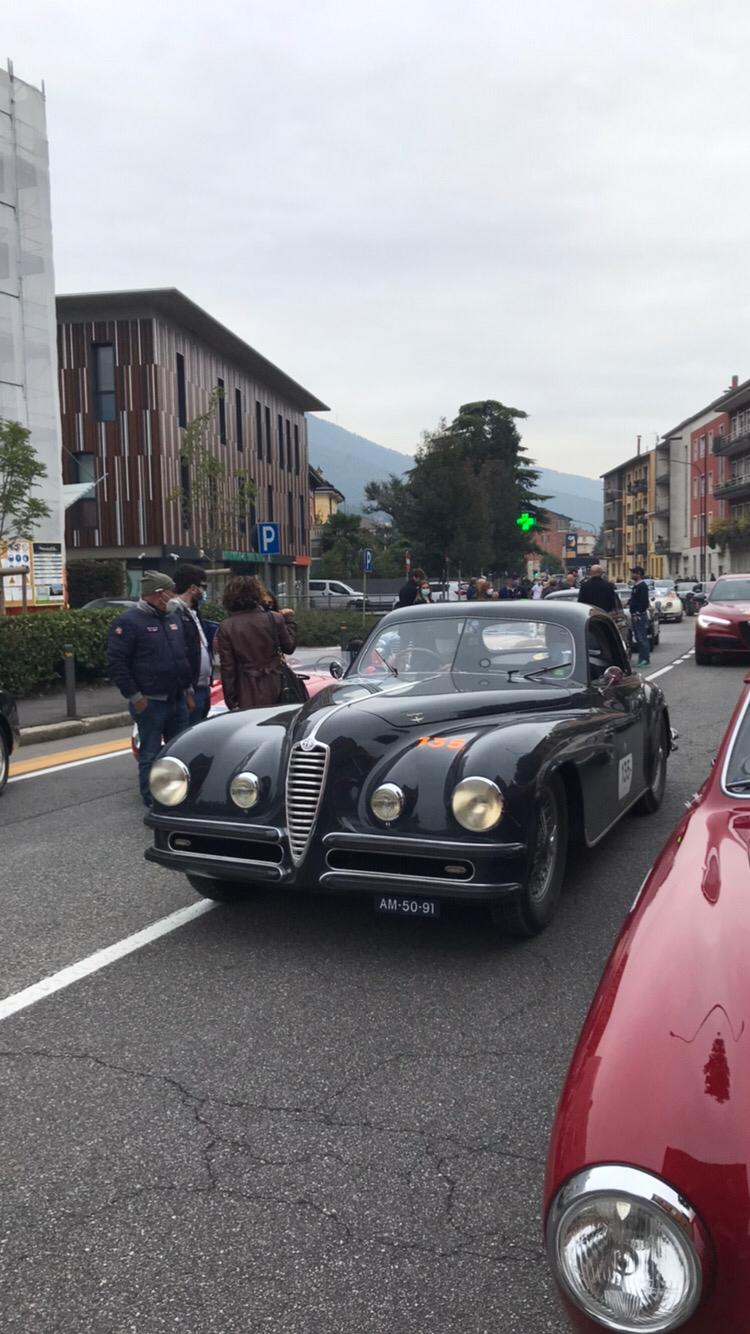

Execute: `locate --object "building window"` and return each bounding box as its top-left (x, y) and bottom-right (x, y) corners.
top-left (70, 453), bottom-right (98, 528)
top-left (267, 484), bottom-right (273, 521)
top-left (180, 461), bottom-right (191, 529)
top-left (278, 414), bottom-right (285, 469)
top-left (265, 406), bottom-right (272, 462)
top-left (217, 378), bottom-right (226, 444)
top-left (286, 419), bottom-right (292, 472)
top-left (288, 491), bottom-right (294, 545)
top-left (294, 424), bottom-right (300, 473)
top-left (91, 344), bottom-right (116, 422)
top-left (176, 352), bottom-right (187, 428)
top-left (255, 400), bottom-right (263, 461)
top-left (299, 494), bottom-right (305, 540)
top-left (235, 388), bottom-right (243, 451)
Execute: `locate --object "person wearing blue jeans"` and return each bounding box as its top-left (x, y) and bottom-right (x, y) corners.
top-left (107, 570), bottom-right (195, 810)
top-left (628, 565), bottom-right (651, 668)
top-left (168, 563), bottom-right (217, 726)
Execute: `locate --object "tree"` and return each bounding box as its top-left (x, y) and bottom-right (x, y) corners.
top-left (173, 391), bottom-right (256, 559)
top-left (0, 419), bottom-right (52, 615)
top-left (365, 400), bottom-right (545, 576)
top-left (319, 511), bottom-right (365, 579)
top-left (540, 552), bottom-right (563, 574)
top-left (67, 558), bottom-right (125, 608)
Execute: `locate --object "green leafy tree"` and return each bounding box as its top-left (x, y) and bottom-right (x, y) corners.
top-left (319, 511), bottom-right (365, 579)
top-left (66, 559), bottom-right (125, 608)
top-left (172, 391), bottom-right (256, 560)
top-left (0, 418), bottom-right (53, 615)
top-left (365, 400), bottom-right (545, 575)
top-left (540, 552), bottom-right (563, 574)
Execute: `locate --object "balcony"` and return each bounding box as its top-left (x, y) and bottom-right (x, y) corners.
top-left (635, 542), bottom-right (647, 556)
top-left (654, 537), bottom-right (669, 554)
top-left (715, 470), bottom-right (750, 500)
top-left (713, 427), bottom-right (750, 458)
top-left (628, 479), bottom-right (648, 495)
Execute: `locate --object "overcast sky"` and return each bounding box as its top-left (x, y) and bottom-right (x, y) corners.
top-left (8, 0), bottom-right (750, 477)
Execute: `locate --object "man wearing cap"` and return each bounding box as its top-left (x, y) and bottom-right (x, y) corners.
top-left (628, 566), bottom-right (651, 668)
top-left (107, 571), bottom-right (195, 809)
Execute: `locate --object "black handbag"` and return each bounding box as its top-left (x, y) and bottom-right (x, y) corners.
top-left (270, 613), bottom-right (309, 705)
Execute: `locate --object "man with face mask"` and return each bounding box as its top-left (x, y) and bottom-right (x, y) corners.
top-left (169, 563), bottom-right (216, 723)
top-left (107, 570), bottom-right (194, 810)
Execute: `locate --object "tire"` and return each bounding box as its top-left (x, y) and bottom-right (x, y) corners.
top-left (0, 728), bottom-right (9, 794)
top-left (491, 773), bottom-right (568, 937)
top-left (635, 720), bottom-right (669, 814)
top-left (676, 615), bottom-right (683, 624)
top-left (695, 651), bottom-right (711, 665)
top-left (186, 873), bottom-right (256, 904)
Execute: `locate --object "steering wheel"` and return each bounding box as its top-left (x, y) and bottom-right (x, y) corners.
top-left (394, 647), bottom-right (444, 671)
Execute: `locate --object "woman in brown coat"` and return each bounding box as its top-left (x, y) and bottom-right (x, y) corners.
top-left (216, 576), bottom-right (298, 711)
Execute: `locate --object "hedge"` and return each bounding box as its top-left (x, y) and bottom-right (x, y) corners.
top-left (0, 607), bottom-right (384, 697)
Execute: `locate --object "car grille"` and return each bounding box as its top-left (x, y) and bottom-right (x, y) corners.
top-left (738, 621), bottom-right (750, 647)
top-left (286, 741), bottom-right (330, 865)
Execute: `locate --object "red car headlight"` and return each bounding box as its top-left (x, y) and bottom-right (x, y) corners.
top-left (547, 1165), bottom-right (709, 1330)
top-left (697, 613), bottom-right (732, 628)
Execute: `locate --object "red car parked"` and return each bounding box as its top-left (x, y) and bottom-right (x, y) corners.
top-left (695, 574), bottom-right (750, 664)
top-left (544, 673), bottom-right (750, 1331)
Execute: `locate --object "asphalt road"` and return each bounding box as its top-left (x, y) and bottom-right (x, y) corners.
top-left (0, 618), bottom-right (745, 1333)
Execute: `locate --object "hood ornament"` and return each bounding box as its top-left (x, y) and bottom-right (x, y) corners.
top-left (301, 736), bottom-right (316, 752)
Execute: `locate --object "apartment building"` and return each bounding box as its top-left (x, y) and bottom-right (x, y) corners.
top-left (711, 377), bottom-right (750, 574)
top-left (602, 452), bottom-right (656, 583)
top-left (57, 289), bottom-right (327, 595)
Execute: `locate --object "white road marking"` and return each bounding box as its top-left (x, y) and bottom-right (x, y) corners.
top-left (8, 749), bottom-right (130, 784)
top-left (646, 648), bottom-right (695, 681)
top-left (0, 901), bottom-right (215, 1024)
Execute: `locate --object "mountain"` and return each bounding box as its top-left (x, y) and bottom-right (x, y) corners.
top-left (306, 416), bottom-right (602, 530)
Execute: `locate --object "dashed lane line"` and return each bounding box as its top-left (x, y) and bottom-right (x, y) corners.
top-left (646, 648), bottom-right (695, 681)
top-left (0, 901), bottom-right (216, 1024)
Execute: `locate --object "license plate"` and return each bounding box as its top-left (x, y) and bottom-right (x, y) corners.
top-left (374, 895), bottom-right (440, 918)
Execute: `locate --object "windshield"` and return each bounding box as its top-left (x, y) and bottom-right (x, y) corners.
top-left (710, 579), bottom-right (750, 603)
top-left (654, 585), bottom-right (674, 597)
top-left (351, 616), bottom-right (577, 684)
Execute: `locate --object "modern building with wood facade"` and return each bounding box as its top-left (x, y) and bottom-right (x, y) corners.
top-left (56, 289), bottom-right (327, 595)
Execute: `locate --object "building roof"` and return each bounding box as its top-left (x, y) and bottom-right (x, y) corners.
top-left (600, 450), bottom-right (652, 481)
top-left (308, 464), bottom-right (345, 501)
top-left (56, 288), bottom-right (329, 414)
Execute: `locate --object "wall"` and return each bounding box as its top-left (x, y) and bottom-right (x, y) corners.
top-left (0, 66), bottom-right (65, 608)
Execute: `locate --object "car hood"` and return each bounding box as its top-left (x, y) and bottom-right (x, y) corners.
top-left (706, 601), bottom-right (750, 618)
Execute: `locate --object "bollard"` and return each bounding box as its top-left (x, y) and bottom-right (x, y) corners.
top-left (62, 644), bottom-right (77, 719)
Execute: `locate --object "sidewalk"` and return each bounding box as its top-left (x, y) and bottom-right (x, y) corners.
top-left (16, 646), bottom-right (342, 745)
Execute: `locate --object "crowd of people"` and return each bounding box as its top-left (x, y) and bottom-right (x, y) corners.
top-left (107, 566), bottom-right (297, 812)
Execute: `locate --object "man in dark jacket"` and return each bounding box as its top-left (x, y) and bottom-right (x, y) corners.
top-left (107, 570), bottom-right (194, 809)
top-left (397, 569), bottom-right (426, 607)
top-left (578, 564), bottom-right (618, 613)
top-left (168, 563), bottom-right (217, 724)
top-left (628, 566), bottom-right (651, 667)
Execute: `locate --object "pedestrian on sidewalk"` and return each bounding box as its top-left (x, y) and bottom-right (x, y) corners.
top-left (628, 566), bottom-right (651, 668)
top-left (107, 571), bottom-right (195, 810)
top-left (216, 576), bottom-right (298, 711)
top-left (398, 568), bottom-right (426, 607)
top-left (168, 564), bottom-right (217, 724)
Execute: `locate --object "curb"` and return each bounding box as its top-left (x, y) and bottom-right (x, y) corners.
top-left (19, 711), bottom-right (131, 747)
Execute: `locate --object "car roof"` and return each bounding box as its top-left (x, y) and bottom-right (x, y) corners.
top-left (383, 599), bottom-right (606, 626)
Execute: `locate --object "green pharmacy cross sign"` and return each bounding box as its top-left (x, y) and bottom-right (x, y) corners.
top-left (516, 511), bottom-right (537, 533)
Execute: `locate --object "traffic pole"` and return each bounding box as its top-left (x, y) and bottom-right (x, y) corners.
top-left (63, 644), bottom-right (77, 718)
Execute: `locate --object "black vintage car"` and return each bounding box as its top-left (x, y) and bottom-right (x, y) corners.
top-left (145, 602), bottom-right (673, 936)
top-left (0, 687), bottom-right (19, 794)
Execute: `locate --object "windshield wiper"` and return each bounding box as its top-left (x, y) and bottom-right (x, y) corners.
top-left (370, 646), bottom-right (398, 676)
top-left (725, 779), bottom-right (750, 794)
top-left (521, 664), bottom-right (573, 681)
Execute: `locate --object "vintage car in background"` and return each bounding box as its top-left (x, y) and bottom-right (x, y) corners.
top-left (144, 602), bottom-right (673, 937)
top-left (0, 686), bottom-right (19, 793)
top-left (695, 574), bottom-right (750, 665)
top-left (131, 659), bottom-right (334, 758)
top-left (676, 580), bottom-right (711, 616)
top-left (653, 580), bottom-right (684, 623)
top-left (544, 668), bottom-right (750, 1331)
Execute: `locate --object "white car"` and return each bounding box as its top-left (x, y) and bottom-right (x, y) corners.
top-left (308, 579), bottom-right (365, 609)
top-left (653, 583), bottom-right (683, 623)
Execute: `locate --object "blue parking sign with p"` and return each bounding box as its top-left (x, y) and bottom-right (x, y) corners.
top-left (258, 522), bottom-right (280, 555)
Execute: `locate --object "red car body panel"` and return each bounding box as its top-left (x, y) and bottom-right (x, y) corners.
top-left (695, 576), bottom-right (750, 659)
top-left (545, 674), bottom-right (750, 1331)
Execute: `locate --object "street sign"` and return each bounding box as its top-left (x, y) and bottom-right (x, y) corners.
top-left (360, 547), bottom-right (374, 574)
top-left (257, 522), bottom-right (280, 555)
top-left (564, 531), bottom-right (578, 557)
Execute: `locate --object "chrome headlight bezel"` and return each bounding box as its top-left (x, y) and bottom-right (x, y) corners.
top-left (370, 782), bottom-right (405, 824)
top-left (149, 755), bottom-right (190, 807)
top-left (546, 1165), bottom-right (707, 1331)
top-left (451, 776), bottom-right (504, 832)
top-left (229, 771), bottom-right (261, 810)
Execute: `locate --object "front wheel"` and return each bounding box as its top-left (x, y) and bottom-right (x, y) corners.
top-left (491, 774), bottom-right (568, 937)
top-left (186, 873), bottom-right (257, 904)
top-left (695, 651), bottom-right (710, 666)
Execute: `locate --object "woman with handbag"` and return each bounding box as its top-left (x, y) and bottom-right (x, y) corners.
top-left (216, 576), bottom-right (299, 711)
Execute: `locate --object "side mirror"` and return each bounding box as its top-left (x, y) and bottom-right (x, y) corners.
top-left (601, 665), bottom-right (624, 688)
top-left (329, 660), bottom-right (344, 679)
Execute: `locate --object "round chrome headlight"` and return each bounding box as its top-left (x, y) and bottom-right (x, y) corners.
top-left (149, 756), bottom-right (189, 807)
top-left (547, 1166), bottom-right (705, 1331)
top-left (451, 777), bottom-right (503, 831)
top-left (370, 783), bottom-right (404, 823)
top-left (230, 771), bottom-right (260, 810)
